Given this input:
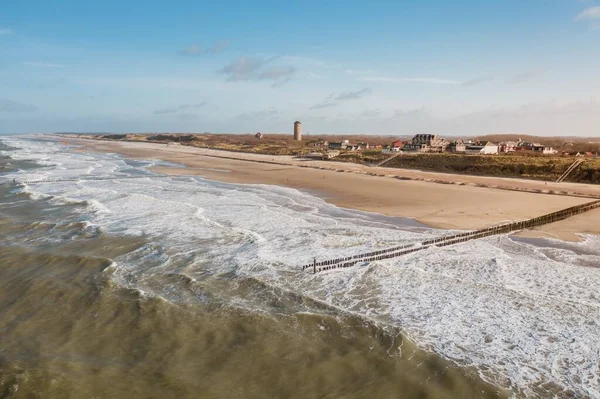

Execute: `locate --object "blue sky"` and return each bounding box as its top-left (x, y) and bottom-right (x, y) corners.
top-left (1, 0), bottom-right (599, 136)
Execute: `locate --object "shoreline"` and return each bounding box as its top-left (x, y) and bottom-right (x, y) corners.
top-left (63, 136), bottom-right (600, 241)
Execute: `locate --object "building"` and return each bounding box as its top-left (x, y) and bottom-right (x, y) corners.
top-left (309, 140), bottom-right (328, 148)
top-left (328, 140), bottom-right (349, 150)
top-left (448, 140), bottom-right (466, 153)
top-left (293, 121), bottom-right (302, 141)
top-left (403, 134), bottom-right (449, 152)
top-left (499, 141), bottom-right (517, 153)
top-left (391, 140), bottom-right (404, 150)
top-left (466, 141), bottom-right (499, 155)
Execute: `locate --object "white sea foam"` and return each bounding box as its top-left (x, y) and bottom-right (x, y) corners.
top-left (2, 135), bottom-right (600, 398)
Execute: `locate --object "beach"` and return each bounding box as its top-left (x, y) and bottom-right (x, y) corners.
top-left (70, 137), bottom-right (600, 241)
top-left (3, 135), bottom-right (600, 398)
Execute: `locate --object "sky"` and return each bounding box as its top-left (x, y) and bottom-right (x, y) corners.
top-left (1, 0), bottom-right (600, 136)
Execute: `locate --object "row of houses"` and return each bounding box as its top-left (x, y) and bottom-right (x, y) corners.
top-left (311, 140), bottom-right (375, 152)
top-left (387, 135), bottom-right (559, 155)
top-left (308, 135), bottom-right (569, 156)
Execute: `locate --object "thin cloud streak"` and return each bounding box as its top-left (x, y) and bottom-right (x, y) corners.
top-left (362, 76), bottom-right (463, 85)
top-left (0, 28), bottom-right (13, 35)
top-left (219, 56), bottom-right (296, 85)
top-left (508, 69), bottom-right (545, 84)
top-left (310, 88), bottom-right (372, 110)
top-left (153, 103), bottom-right (206, 115)
top-left (335, 88), bottom-right (372, 101)
top-left (180, 40), bottom-right (229, 56)
top-left (180, 44), bottom-right (202, 56)
top-left (237, 107), bottom-right (281, 120)
top-left (462, 75), bottom-right (495, 86)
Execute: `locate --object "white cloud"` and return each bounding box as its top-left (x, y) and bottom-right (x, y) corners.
top-left (575, 6), bottom-right (600, 20)
top-left (362, 76), bottom-right (463, 85)
top-left (24, 61), bottom-right (64, 68)
top-left (0, 28), bottom-right (13, 35)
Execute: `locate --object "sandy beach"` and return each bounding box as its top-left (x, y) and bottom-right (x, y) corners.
top-left (67, 137), bottom-right (600, 241)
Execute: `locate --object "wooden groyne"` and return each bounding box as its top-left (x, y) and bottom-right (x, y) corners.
top-left (302, 199), bottom-right (600, 273)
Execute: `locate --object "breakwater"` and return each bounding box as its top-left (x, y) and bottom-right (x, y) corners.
top-left (303, 199), bottom-right (600, 273)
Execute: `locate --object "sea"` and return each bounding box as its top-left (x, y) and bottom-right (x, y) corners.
top-left (1, 135), bottom-right (599, 398)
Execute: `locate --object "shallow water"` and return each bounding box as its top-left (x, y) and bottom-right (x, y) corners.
top-left (1, 136), bottom-right (599, 398)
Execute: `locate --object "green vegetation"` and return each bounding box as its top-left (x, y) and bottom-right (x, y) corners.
top-left (90, 133), bottom-right (600, 184)
top-left (385, 153), bottom-right (600, 183)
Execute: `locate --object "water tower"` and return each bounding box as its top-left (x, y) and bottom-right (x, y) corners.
top-left (293, 121), bottom-right (302, 141)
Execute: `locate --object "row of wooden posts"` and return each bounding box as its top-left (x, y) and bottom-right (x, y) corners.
top-left (303, 199), bottom-right (600, 274)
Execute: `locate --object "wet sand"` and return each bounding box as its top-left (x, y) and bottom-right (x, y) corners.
top-left (66, 137), bottom-right (600, 241)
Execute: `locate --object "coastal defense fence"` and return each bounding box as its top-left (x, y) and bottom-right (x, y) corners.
top-left (302, 199), bottom-right (600, 274)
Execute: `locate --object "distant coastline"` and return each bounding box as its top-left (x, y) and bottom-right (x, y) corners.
top-left (59, 132), bottom-right (600, 185)
top-left (60, 135), bottom-right (600, 242)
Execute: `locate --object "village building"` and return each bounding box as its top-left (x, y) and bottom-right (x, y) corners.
top-left (448, 139), bottom-right (466, 153)
top-left (309, 140), bottom-right (328, 148)
top-left (403, 134), bottom-right (449, 152)
top-left (391, 140), bottom-right (404, 150)
top-left (346, 144), bottom-right (363, 152)
top-left (499, 141), bottom-right (517, 153)
top-left (328, 140), bottom-right (350, 150)
top-left (466, 141), bottom-right (499, 155)
top-left (513, 139), bottom-right (557, 155)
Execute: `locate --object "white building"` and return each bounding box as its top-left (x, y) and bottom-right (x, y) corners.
top-left (465, 141), bottom-right (499, 155)
top-left (481, 142), bottom-right (499, 154)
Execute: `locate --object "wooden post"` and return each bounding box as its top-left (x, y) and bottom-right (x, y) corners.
top-left (313, 258), bottom-right (317, 274)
